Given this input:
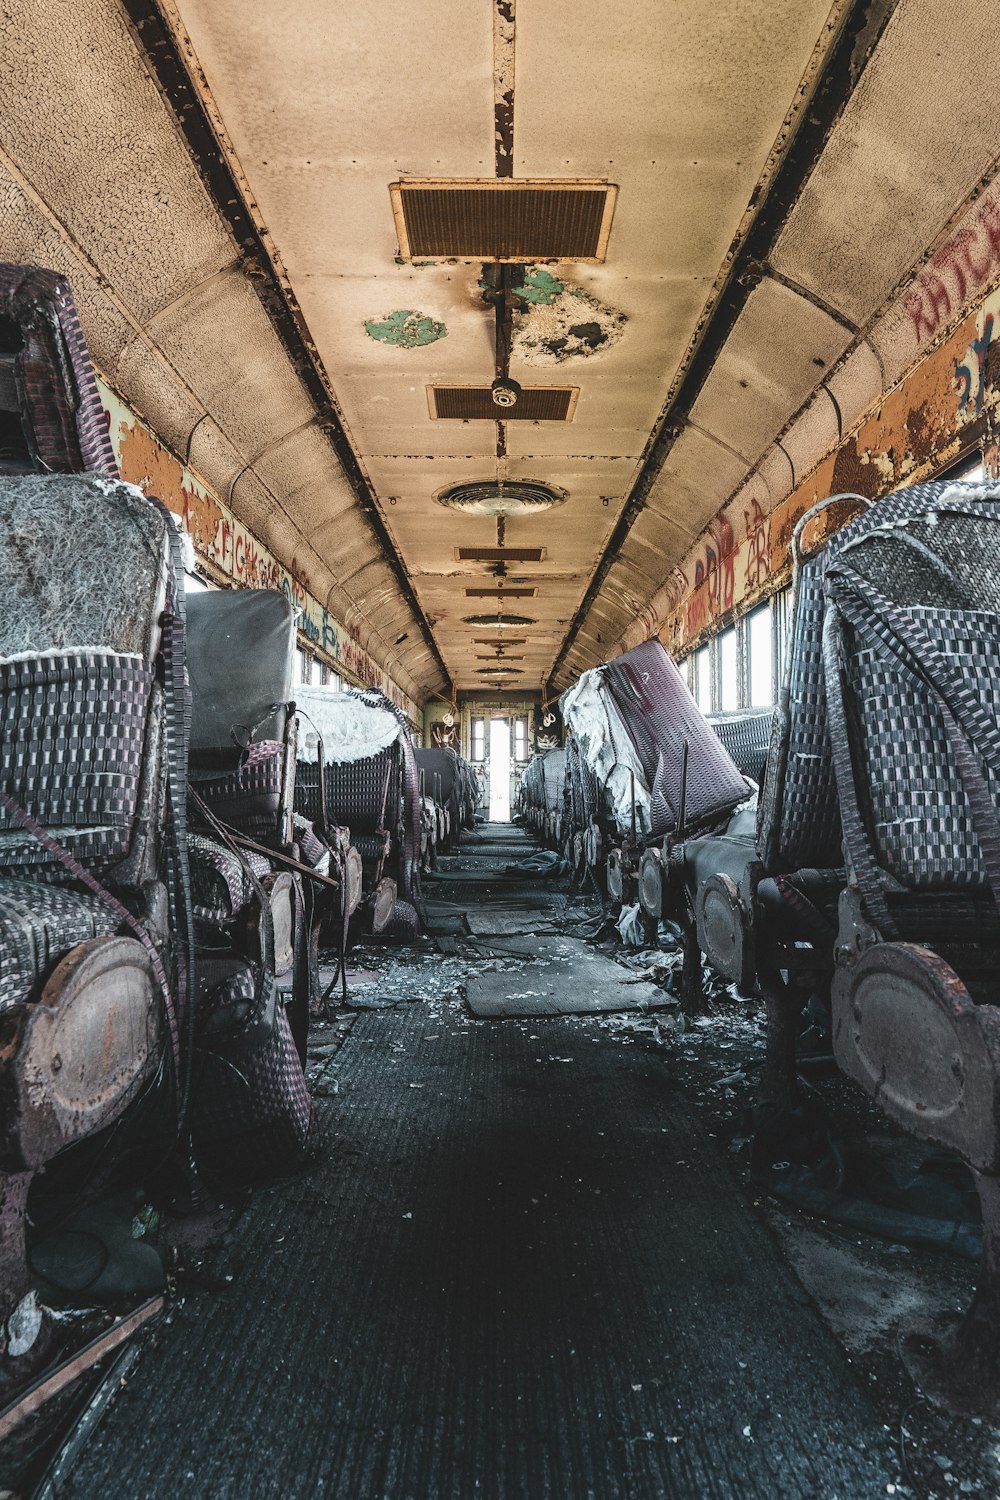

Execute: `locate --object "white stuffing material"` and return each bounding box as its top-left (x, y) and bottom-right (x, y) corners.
top-left (560, 668), bottom-right (653, 837)
top-left (296, 685), bottom-right (400, 764)
top-left (170, 513), bottom-right (197, 574)
top-left (0, 646), bottom-right (144, 666)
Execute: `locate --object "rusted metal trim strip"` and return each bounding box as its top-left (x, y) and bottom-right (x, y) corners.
top-left (548, 0), bottom-right (901, 692)
top-left (0, 1295), bottom-right (164, 1442)
top-left (120, 0), bottom-right (452, 695)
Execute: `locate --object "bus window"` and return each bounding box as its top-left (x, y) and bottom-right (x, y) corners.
top-left (748, 603), bottom-right (774, 707)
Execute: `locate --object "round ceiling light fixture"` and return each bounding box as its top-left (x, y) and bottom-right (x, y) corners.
top-left (436, 480), bottom-right (568, 517)
top-left (463, 613), bottom-right (536, 626)
top-left (490, 376), bottom-right (522, 409)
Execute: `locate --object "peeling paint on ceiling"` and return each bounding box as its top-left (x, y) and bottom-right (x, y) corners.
top-left (512, 272), bottom-right (627, 364)
top-left (364, 310), bottom-right (448, 349)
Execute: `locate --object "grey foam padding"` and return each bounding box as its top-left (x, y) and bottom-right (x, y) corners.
top-left (465, 935), bottom-right (665, 1016)
top-left (0, 474), bottom-right (169, 659)
top-left (63, 1006), bottom-right (895, 1498)
top-left (186, 589), bottom-right (295, 767)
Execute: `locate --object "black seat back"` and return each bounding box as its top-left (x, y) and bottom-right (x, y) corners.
top-left (186, 589), bottom-right (297, 845)
top-left (756, 502), bottom-right (857, 872)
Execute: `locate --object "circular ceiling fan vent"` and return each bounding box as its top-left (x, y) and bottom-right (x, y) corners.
top-left (436, 480), bottom-right (568, 516)
top-left (463, 613), bottom-right (536, 626)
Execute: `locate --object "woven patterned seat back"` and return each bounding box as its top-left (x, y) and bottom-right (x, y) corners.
top-left (0, 263), bottom-right (117, 477)
top-left (756, 547), bottom-right (842, 872)
top-left (539, 749), bottom-right (566, 813)
top-left (825, 485), bottom-right (1000, 894)
top-left (565, 735), bottom-right (600, 831)
top-left (322, 746), bottom-right (399, 833)
top-left (0, 475), bottom-right (171, 880)
top-left (189, 833), bottom-right (273, 927)
top-left (601, 639), bottom-right (748, 839)
top-left (708, 709), bottom-right (773, 786)
top-left (0, 880), bottom-right (122, 1011)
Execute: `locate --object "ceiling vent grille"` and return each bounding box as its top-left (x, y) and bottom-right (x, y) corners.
top-left (390, 180), bottom-right (617, 262)
top-left (457, 547), bottom-right (544, 563)
top-left (429, 387), bottom-right (577, 422)
top-left (465, 587), bottom-right (535, 598)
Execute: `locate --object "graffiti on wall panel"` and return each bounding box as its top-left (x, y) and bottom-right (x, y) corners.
top-left (905, 189), bottom-right (1000, 347)
top-left (685, 514), bottom-right (736, 636)
top-left (99, 380), bottom-right (420, 722)
top-left (660, 281), bottom-right (1000, 657)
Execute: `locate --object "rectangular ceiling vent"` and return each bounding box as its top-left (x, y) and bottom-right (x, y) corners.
top-left (465, 587), bottom-right (535, 598)
top-left (457, 547), bottom-right (544, 563)
top-left (390, 180), bottom-right (617, 263)
top-left (429, 387), bottom-right (578, 422)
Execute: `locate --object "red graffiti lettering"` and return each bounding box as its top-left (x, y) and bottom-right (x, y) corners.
top-left (908, 191), bottom-right (1000, 346)
top-left (743, 496), bottom-right (769, 591)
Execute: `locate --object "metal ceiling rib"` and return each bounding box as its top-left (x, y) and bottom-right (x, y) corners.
top-left (546, 0), bottom-right (897, 690)
top-left (120, 0), bottom-right (452, 696)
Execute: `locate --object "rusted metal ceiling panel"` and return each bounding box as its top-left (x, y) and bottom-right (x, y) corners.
top-left (688, 277), bottom-right (853, 465)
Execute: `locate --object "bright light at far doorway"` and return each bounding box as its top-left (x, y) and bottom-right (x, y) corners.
top-left (489, 718), bottom-right (510, 822)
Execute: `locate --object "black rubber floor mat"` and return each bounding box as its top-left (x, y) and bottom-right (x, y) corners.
top-left (63, 1009), bottom-right (897, 1498)
top-left (465, 936), bottom-right (667, 1017)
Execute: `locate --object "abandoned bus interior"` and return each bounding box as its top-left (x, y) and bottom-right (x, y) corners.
top-left (5, 1), bottom-right (1000, 1495)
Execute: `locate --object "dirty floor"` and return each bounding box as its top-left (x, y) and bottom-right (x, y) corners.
top-left (61, 825), bottom-right (921, 1498)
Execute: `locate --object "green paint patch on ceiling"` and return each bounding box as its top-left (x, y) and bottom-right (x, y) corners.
top-left (364, 309), bottom-right (447, 348)
top-left (518, 267), bottom-right (565, 305)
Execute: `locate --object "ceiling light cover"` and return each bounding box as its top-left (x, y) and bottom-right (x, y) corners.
top-left (437, 480), bottom-right (567, 517)
top-left (463, 614), bottom-right (536, 626)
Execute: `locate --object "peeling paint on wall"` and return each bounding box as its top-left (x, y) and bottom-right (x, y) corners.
top-left (511, 268), bottom-right (626, 364)
top-left (99, 379), bottom-right (420, 721)
top-left (364, 309), bottom-right (447, 348)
